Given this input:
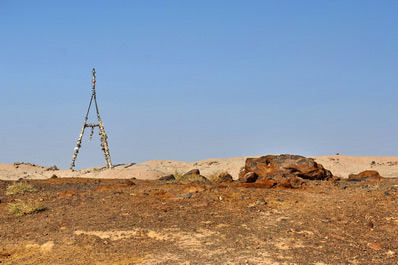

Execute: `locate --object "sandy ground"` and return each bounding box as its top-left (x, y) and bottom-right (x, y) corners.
top-left (2, 155), bottom-right (398, 181)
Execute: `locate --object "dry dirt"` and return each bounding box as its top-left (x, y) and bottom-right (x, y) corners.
top-left (1, 176), bottom-right (398, 264)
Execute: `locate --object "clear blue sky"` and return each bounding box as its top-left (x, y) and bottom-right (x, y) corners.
top-left (1, 1), bottom-right (397, 169)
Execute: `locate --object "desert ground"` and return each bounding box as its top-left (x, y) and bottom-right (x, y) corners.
top-left (1, 155), bottom-right (398, 264)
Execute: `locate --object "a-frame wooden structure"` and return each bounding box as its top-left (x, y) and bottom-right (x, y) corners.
top-left (70, 68), bottom-right (112, 169)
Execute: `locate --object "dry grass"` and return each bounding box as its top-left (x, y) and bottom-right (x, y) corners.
top-left (6, 182), bottom-right (37, 195)
top-left (173, 170), bottom-right (183, 180)
top-left (8, 199), bottom-right (44, 216)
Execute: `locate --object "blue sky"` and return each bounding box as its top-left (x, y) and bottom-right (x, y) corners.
top-left (1, 1), bottom-right (397, 169)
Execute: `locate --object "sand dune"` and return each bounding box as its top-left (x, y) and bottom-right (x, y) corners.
top-left (1, 155), bottom-right (398, 181)
top-left (311, 155), bottom-right (398, 178)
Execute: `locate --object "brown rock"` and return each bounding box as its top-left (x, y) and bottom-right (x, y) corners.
top-left (278, 178), bottom-right (293, 188)
top-left (239, 155), bottom-right (333, 184)
top-left (124, 179), bottom-right (136, 186)
top-left (278, 176), bottom-right (304, 188)
top-left (178, 169), bottom-right (209, 183)
top-left (366, 221), bottom-right (374, 229)
top-left (348, 170), bottom-right (384, 182)
top-left (239, 172), bottom-right (258, 183)
top-left (211, 172), bottom-right (233, 183)
top-left (158, 174), bottom-right (175, 181)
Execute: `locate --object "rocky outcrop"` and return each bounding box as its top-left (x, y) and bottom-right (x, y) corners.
top-left (239, 155), bottom-right (333, 187)
top-left (348, 170), bottom-right (384, 182)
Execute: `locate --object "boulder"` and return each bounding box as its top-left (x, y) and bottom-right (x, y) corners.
top-left (348, 170), bottom-right (383, 182)
top-left (211, 172), bottom-right (233, 183)
top-left (239, 155), bottom-right (333, 186)
top-left (240, 172), bottom-right (258, 183)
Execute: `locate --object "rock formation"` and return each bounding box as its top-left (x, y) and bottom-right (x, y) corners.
top-left (239, 154), bottom-right (333, 187)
